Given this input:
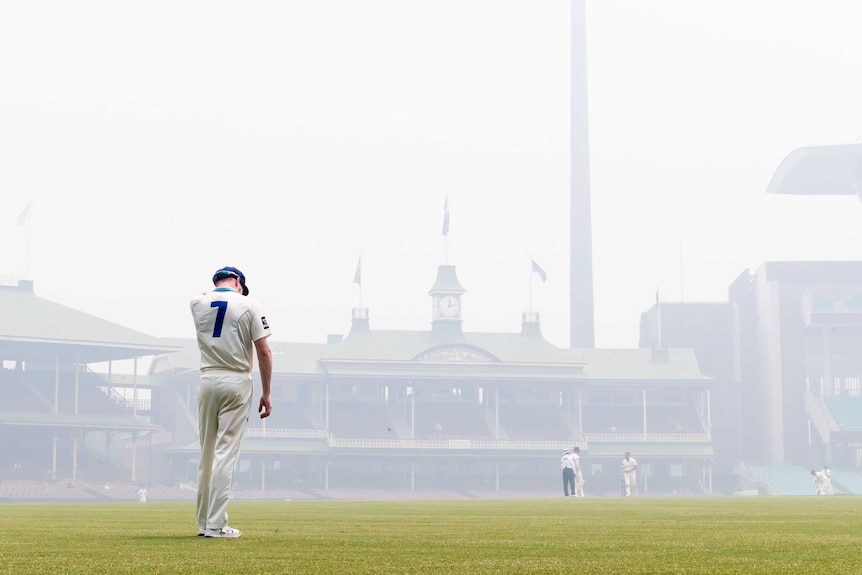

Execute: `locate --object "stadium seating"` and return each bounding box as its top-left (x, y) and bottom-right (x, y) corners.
top-left (329, 400), bottom-right (394, 439)
top-left (413, 401), bottom-right (491, 439)
top-left (581, 404), bottom-right (643, 433)
top-left (744, 465), bottom-right (817, 495)
top-left (824, 396), bottom-right (862, 431)
top-left (0, 480), bottom-right (96, 500)
top-left (646, 406), bottom-right (704, 433)
top-left (831, 468), bottom-right (862, 494)
top-left (498, 403), bottom-right (574, 440)
top-left (248, 402), bottom-right (317, 431)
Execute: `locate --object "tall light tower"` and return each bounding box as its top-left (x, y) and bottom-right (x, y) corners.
top-left (570, 0), bottom-right (595, 348)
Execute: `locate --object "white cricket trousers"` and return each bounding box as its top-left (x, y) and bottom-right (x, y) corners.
top-left (196, 370), bottom-right (253, 531)
top-left (624, 472), bottom-right (638, 496)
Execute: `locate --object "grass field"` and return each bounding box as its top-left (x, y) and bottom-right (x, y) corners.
top-left (2, 496), bottom-right (861, 574)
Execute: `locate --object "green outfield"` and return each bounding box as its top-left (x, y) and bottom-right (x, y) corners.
top-left (1, 497), bottom-right (860, 574)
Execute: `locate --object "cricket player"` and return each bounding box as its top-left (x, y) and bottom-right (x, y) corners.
top-left (191, 266), bottom-right (272, 538)
top-left (622, 451), bottom-right (638, 496)
top-left (572, 446), bottom-right (585, 497)
top-left (811, 469), bottom-right (829, 495)
top-left (560, 449), bottom-right (576, 497)
top-left (823, 466), bottom-right (834, 495)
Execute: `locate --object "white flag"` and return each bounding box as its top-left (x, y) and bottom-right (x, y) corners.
top-left (17, 199), bottom-right (31, 226)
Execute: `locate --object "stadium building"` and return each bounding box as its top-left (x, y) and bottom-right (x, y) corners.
top-left (640, 261), bottom-right (862, 495)
top-left (6, 259), bottom-right (862, 499)
top-left (2, 266), bottom-right (716, 499)
top-left (0, 279), bottom-right (179, 498)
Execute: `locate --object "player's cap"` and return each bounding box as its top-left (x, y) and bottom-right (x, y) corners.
top-left (212, 266), bottom-right (249, 296)
top-left (563, 449), bottom-right (571, 454)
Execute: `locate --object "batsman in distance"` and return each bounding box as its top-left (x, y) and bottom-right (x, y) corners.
top-left (190, 266), bottom-right (272, 538)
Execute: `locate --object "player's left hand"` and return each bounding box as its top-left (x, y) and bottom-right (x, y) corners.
top-left (258, 395), bottom-right (272, 419)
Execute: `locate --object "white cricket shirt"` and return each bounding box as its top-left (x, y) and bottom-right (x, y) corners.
top-left (190, 287), bottom-right (271, 373)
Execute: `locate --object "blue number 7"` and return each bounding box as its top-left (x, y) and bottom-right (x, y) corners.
top-left (210, 301), bottom-right (228, 337)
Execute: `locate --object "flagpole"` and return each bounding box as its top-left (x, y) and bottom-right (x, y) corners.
top-left (442, 195), bottom-right (450, 265)
top-left (19, 198), bottom-right (32, 279)
top-left (25, 210), bottom-right (32, 279)
top-left (354, 254), bottom-right (363, 309)
top-left (529, 265), bottom-right (533, 312)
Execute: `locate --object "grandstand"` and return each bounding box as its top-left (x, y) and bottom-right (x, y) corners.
top-left (0, 279), bottom-right (178, 488)
top-left (1, 267), bottom-right (718, 499)
top-left (825, 396), bottom-right (862, 431)
top-left (7, 260), bottom-right (862, 500)
top-left (831, 468), bottom-right (862, 495)
top-left (742, 465), bottom-right (817, 496)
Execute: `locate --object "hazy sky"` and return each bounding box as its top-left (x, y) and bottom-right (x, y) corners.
top-left (2, 0), bottom-right (861, 350)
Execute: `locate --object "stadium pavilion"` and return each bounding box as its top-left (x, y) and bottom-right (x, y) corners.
top-left (0, 280), bottom-right (179, 493)
top-left (2, 266), bottom-right (715, 498)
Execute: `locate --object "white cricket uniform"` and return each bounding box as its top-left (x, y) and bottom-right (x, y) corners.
top-left (560, 453), bottom-right (576, 497)
top-left (813, 471), bottom-right (828, 495)
top-left (572, 452), bottom-right (585, 497)
top-left (191, 287), bottom-right (271, 531)
top-left (622, 456), bottom-right (638, 496)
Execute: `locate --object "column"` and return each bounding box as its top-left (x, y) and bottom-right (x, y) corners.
top-left (642, 388), bottom-right (648, 441)
top-left (74, 353), bottom-right (80, 415)
top-left (72, 433), bottom-right (78, 481)
top-left (53, 353), bottom-right (60, 415)
top-left (130, 432), bottom-right (137, 482)
top-left (494, 387), bottom-right (499, 440)
top-left (52, 436), bottom-right (58, 480)
top-left (133, 357), bottom-right (138, 416)
top-left (706, 388), bottom-right (712, 440)
top-left (822, 329), bottom-right (833, 396)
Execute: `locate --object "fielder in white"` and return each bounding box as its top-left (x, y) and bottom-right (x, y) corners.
top-left (191, 267), bottom-right (272, 538)
top-left (572, 446), bottom-right (585, 497)
top-left (560, 449), bottom-right (576, 497)
top-left (811, 469), bottom-right (829, 495)
top-left (823, 466), bottom-right (834, 495)
top-left (622, 451), bottom-right (638, 496)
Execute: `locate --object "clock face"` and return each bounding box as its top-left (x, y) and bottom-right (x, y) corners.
top-left (437, 295), bottom-right (461, 317)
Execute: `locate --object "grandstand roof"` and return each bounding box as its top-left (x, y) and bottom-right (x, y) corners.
top-left (0, 280), bottom-right (180, 363)
top-left (153, 329), bottom-right (709, 383)
top-left (765, 143), bottom-right (862, 196)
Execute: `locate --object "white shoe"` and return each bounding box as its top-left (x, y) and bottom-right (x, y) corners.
top-left (205, 526), bottom-right (241, 538)
top-left (198, 529), bottom-right (205, 537)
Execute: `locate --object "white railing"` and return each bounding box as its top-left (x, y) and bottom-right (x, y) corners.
top-left (584, 433), bottom-right (709, 443)
top-left (246, 428), bottom-right (328, 439)
top-left (244, 428), bottom-right (709, 448)
top-left (330, 438), bottom-right (586, 450)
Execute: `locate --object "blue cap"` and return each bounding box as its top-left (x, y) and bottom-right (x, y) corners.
top-left (212, 266), bottom-right (249, 296)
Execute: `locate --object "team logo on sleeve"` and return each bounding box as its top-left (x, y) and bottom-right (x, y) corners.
top-left (261, 316), bottom-right (270, 329)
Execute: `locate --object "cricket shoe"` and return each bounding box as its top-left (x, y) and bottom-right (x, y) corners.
top-left (204, 526), bottom-right (242, 538)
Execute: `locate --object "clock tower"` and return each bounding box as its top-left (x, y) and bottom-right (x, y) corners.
top-left (428, 264), bottom-right (465, 331)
